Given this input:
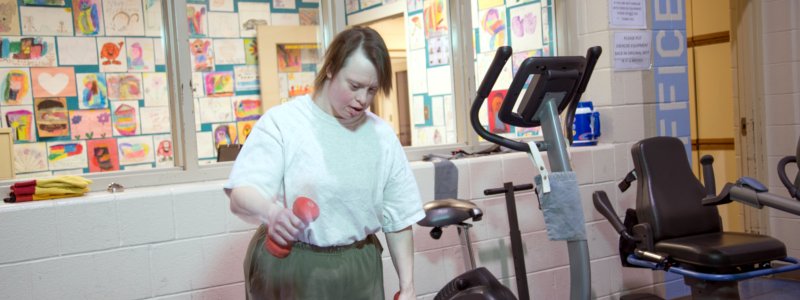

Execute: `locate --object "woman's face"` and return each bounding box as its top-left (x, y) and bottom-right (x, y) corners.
top-left (324, 48), bottom-right (379, 123)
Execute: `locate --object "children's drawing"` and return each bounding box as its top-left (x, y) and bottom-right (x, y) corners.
top-left (244, 39), bottom-right (258, 65)
top-left (423, 0), bottom-right (447, 38)
top-left (299, 8), bottom-right (319, 25)
top-left (25, 17), bottom-right (65, 51)
top-left (273, 0), bottom-right (296, 9)
top-left (209, 0), bottom-right (233, 12)
top-left (277, 45), bottom-right (302, 72)
top-left (208, 12), bottom-right (240, 38)
top-left (87, 138), bottom-right (119, 172)
top-left (117, 136), bottom-right (154, 165)
top-left (190, 39), bottom-right (214, 72)
top-left (22, 0), bottom-right (65, 5)
top-left (233, 65), bottom-right (259, 91)
top-left (487, 90), bottom-right (510, 134)
top-left (34, 97), bottom-right (69, 137)
top-left (153, 134), bottom-right (173, 167)
top-left (144, 0), bottom-right (163, 37)
top-left (13, 142), bottom-right (48, 173)
top-left (97, 38), bottom-right (128, 72)
top-left (187, 4), bottom-right (207, 37)
top-left (192, 72), bottom-right (205, 98)
top-left (107, 73), bottom-right (142, 100)
top-left (479, 7), bottom-right (507, 53)
top-left (69, 109), bottom-right (111, 140)
top-left (126, 38), bottom-right (155, 72)
top-left (112, 101), bottom-right (139, 136)
top-left (199, 97), bottom-right (232, 123)
top-left (31, 67), bottom-right (76, 98)
top-left (0, 0), bottom-right (21, 35)
top-left (3, 107), bottom-right (36, 142)
top-left (103, 0), bottom-right (145, 36)
top-left (237, 2), bottom-right (269, 37)
top-left (213, 39), bottom-right (245, 65)
top-left (286, 72), bottom-right (314, 98)
top-left (345, 0), bottom-right (358, 14)
top-left (204, 71), bottom-right (234, 97)
top-left (47, 141), bottom-right (88, 171)
top-left (77, 73), bottom-right (108, 109)
top-left (213, 123), bottom-right (237, 148)
top-left (143, 72), bottom-right (169, 106)
top-left (73, 0), bottom-right (103, 35)
top-left (232, 96), bottom-right (261, 121)
top-left (0, 37), bottom-right (57, 67)
top-left (1, 69), bottom-right (32, 105)
top-left (427, 35), bottom-right (449, 66)
top-left (508, 3), bottom-right (543, 52)
top-left (237, 120), bottom-right (256, 144)
top-left (139, 106), bottom-right (170, 134)
top-left (407, 13), bottom-right (425, 50)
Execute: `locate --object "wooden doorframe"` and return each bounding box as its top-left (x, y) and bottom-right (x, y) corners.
top-left (730, 0), bottom-right (769, 233)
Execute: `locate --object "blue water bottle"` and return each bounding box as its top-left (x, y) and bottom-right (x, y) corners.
top-left (572, 101), bottom-right (601, 146)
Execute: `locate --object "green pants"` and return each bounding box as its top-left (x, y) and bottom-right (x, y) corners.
top-left (244, 225), bottom-right (385, 300)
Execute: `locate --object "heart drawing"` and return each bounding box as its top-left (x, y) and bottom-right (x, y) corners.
top-left (38, 73), bottom-right (69, 96)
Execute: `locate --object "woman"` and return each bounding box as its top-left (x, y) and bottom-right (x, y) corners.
top-left (225, 26), bottom-right (424, 300)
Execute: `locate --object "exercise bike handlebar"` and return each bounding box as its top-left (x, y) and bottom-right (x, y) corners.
top-left (777, 155), bottom-right (798, 199)
top-left (470, 46), bottom-right (530, 152)
top-left (703, 179), bottom-right (800, 216)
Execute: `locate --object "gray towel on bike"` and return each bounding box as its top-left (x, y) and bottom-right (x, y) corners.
top-left (535, 171), bottom-right (586, 241)
top-left (433, 159), bottom-right (458, 200)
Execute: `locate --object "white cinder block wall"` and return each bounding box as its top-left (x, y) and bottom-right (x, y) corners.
top-left (761, 0), bottom-right (800, 258)
top-left (0, 147), bottom-right (673, 300)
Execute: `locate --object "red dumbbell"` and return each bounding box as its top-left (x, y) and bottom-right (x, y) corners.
top-left (265, 197), bottom-right (320, 258)
top-left (394, 291), bottom-right (400, 300)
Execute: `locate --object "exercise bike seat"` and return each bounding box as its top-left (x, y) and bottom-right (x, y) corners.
top-left (417, 199), bottom-right (483, 227)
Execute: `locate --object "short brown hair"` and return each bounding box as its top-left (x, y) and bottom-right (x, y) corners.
top-left (314, 26), bottom-right (392, 97)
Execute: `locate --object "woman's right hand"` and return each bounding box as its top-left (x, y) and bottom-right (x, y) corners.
top-left (266, 206), bottom-right (306, 246)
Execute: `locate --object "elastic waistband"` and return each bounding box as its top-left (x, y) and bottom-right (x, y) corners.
top-left (294, 234), bottom-right (381, 254)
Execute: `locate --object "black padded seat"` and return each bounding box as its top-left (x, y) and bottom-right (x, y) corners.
top-left (417, 199), bottom-right (483, 227)
top-left (655, 232), bottom-right (786, 269)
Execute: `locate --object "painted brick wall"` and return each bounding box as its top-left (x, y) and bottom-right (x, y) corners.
top-left (761, 0), bottom-right (800, 258)
top-left (0, 147), bottom-right (679, 300)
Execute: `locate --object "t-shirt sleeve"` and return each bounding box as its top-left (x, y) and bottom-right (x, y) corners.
top-left (223, 113), bottom-right (285, 203)
top-left (382, 140), bottom-right (425, 232)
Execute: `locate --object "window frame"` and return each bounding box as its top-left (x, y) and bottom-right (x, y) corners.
top-left (0, 0), bottom-right (559, 193)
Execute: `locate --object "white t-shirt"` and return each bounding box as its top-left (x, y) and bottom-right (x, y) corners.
top-left (225, 95), bottom-right (425, 246)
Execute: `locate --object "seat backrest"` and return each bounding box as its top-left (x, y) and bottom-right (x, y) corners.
top-left (632, 137), bottom-right (721, 242)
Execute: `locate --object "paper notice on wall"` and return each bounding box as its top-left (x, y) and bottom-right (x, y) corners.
top-left (613, 31), bottom-right (651, 71)
top-left (609, 0), bottom-right (646, 29)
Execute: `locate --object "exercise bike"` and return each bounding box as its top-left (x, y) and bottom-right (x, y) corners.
top-left (416, 45), bottom-right (601, 300)
top-left (593, 136), bottom-right (800, 299)
top-left (777, 136), bottom-right (799, 200)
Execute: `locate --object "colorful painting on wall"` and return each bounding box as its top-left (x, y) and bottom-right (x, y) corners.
top-left (72, 0), bottom-right (104, 36)
top-left (117, 135), bottom-right (154, 165)
top-left (34, 97), bottom-right (69, 137)
top-left (232, 96), bottom-right (261, 121)
top-left (190, 39), bottom-right (214, 72)
top-left (277, 45), bottom-right (302, 72)
top-left (69, 109), bottom-right (112, 140)
top-left (0, 68), bottom-right (32, 105)
top-left (204, 71), bottom-right (234, 97)
top-left (153, 134), bottom-right (173, 166)
top-left (13, 142), bottom-right (48, 173)
top-left (76, 73), bottom-right (108, 109)
top-left (0, 37), bottom-right (58, 67)
top-left (3, 107), bottom-right (36, 142)
top-left (213, 123), bottom-right (237, 148)
top-left (487, 90), bottom-right (510, 134)
top-left (112, 101), bottom-right (139, 136)
top-left (47, 141), bottom-right (88, 171)
top-left (107, 73), bottom-right (142, 100)
top-left (86, 138), bottom-right (119, 172)
top-left (30, 67), bottom-right (77, 98)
